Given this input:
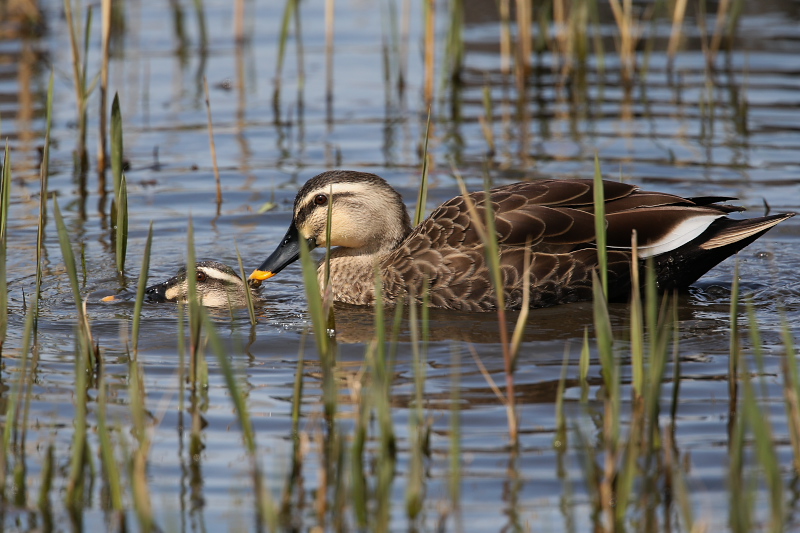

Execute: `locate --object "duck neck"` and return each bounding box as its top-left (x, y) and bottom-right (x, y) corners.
top-left (316, 225), bottom-right (410, 305)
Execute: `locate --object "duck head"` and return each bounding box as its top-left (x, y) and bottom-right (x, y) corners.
top-left (249, 171), bottom-right (411, 285)
top-left (146, 260), bottom-right (257, 307)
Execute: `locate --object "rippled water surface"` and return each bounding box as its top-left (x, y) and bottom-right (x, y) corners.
top-left (3, 0), bottom-right (800, 531)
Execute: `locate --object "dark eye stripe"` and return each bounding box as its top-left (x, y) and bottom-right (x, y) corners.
top-left (295, 192), bottom-right (356, 226)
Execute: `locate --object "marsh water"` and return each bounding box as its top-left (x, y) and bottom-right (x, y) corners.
top-left (3, 0), bottom-right (800, 530)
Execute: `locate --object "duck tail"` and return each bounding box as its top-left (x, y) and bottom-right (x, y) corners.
top-left (654, 212), bottom-right (794, 290)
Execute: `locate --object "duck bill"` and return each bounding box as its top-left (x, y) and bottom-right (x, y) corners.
top-left (145, 279), bottom-right (172, 303)
top-left (249, 222), bottom-right (317, 285)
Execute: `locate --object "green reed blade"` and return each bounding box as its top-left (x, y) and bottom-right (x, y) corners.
top-left (553, 345), bottom-right (569, 450)
top-left (186, 217), bottom-right (206, 390)
top-left (350, 363), bottom-right (370, 528)
top-left (592, 271), bottom-right (617, 440)
top-left (132, 222), bottom-right (154, 354)
top-left (115, 173), bottom-right (128, 275)
top-left (37, 444), bottom-right (54, 511)
top-left (579, 327), bottom-right (590, 403)
top-left (298, 234), bottom-right (330, 359)
top-left (1, 143), bottom-right (11, 244)
top-left (592, 154), bottom-right (607, 297)
top-left (96, 364), bottom-right (123, 510)
top-left (1, 285), bottom-right (37, 498)
top-left (128, 359), bottom-right (154, 531)
top-left (202, 309), bottom-right (276, 527)
top-left (65, 324), bottom-right (88, 510)
top-left (235, 243), bottom-right (257, 325)
top-left (629, 231), bottom-right (644, 398)
top-left (111, 93), bottom-right (123, 199)
top-left (406, 298), bottom-right (425, 520)
top-left (35, 71), bottom-right (55, 311)
top-left (274, 0), bottom-right (297, 95)
top-left (53, 198), bottom-right (84, 320)
top-left (0, 142), bottom-right (11, 346)
top-left (729, 262), bottom-right (740, 403)
top-left (372, 268), bottom-right (397, 529)
top-left (0, 239), bottom-right (6, 349)
top-left (413, 109), bottom-right (432, 227)
top-left (449, 344), bottom-right (461, 512)
top-left (742, 372), bottom-right (784, 528)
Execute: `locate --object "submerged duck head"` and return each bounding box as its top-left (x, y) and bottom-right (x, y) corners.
top-left (146, 260), bottom-right (258, 307)
top-left (250, 171), bottom-right (412, 284)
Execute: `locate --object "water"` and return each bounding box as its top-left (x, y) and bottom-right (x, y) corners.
top-left (2, 0), bottom-right (800, 530)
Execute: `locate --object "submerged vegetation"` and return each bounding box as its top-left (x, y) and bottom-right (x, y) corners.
top-left (0, 0), bottom-right (797, 531)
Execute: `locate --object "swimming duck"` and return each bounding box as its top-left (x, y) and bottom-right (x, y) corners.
top-left (249, 171), bottom-right (793, 312)
top-left (146, 260), bottom-right (257, 307)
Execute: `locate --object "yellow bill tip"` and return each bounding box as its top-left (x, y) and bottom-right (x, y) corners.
top-left (249, 269), bottom-right (275, 282)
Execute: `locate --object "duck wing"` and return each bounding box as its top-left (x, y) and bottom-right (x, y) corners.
top-left (381, 179), bottom-right (791, 310)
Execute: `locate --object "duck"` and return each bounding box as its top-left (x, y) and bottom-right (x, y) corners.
top-left (248, 170), bottom-right (794, 312)
top-left (146, 260), bottom-right (258, 307)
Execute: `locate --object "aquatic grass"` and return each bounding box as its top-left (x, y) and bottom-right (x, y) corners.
top-left (280, 334), bottom-right (306, 522)
top-left (34, 71), bottom-right (55, 325)
top-left (449, 344), bottom-right (462, 521)
top-left (98, 0), bottom-right (111, 177)
top-left (413, 110), bottom-right (432, 227)
top-left (298, 231), bottom-right (337, 421)
top-left (273, 0), bottom-right (299, 120)
top-left (666, 0), bottom-right (689, 68)
top-left (128, 354), bottom-right (154, 531)
top-left (131, 222), bottom-right (154, 354)
top-left (96, 363), bottom-right (124, 514)
top-left (452, 168), bottom-right (518, 441)
top-left (235, 244), bottom-right (257, 325)
top-left (579, 327), bottom-right (590, 403)
top-left (350, 365), bottom-right (370, 529)
top-left (444, 0), bottom-right (464, 88)
top-left (513, 0), bottom-right (532, 92)
top-left (183, 218), bottom-right (209, 464)
top-left (479, 85), bottom-right (495, 157)
top-left (553, 345), bottom-right (570, 450)
top-left (592, 154), bottom-right (607, 297)
top-left (405, 296), bottom-right (429, 521)
top-left (110, 93), bottom-right (128, 275)
top-left (53, 197), bottom-right (96, 370)
top-left (324, 0), bottom-right (334, 113)
top-left (0, 278), bottom-right (37, 501)
top-left (423, 0), bottom-right (435, 106)
top-left (780, 314), bottom-right (800, 473)
top-left (729, 262), bottom-right (740, 416)
top-left (741, 362), bottom-right (784, 529)
top-left (606, 0), bottom-right (643, 86)
top-left (65, 306), bottom-right (91, 512)
top-left (202, 310), bottom-right (277, 529)
top-left (203, 76), bottom-right (223, 213)
top-left (370, 269), bottom-right (398, 531)
top-left (0, 142), bottom-right (11, 349)
top-left (64, 0), bottom-right (98, 174)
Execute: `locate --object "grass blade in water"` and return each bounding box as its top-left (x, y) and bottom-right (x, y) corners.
top-left (132, 222), bottom-right (153, 354)
top-left (592, 154), bottom-right (607, 297)
top-left (236, 243), bottom-right (257, 325)
top-left (111, 92), bottom-right (123, 199)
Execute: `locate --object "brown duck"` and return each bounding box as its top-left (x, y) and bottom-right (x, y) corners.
top-left (249, 171), bottom-right (793, 312)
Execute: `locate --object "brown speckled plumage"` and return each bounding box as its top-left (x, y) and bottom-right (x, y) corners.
top-left (251, 171), bottom-right (794, 311)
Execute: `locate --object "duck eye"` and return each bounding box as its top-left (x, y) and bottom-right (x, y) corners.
top-left (196, 271), bottom-right (207, 282)
top-left (314, 194), bottom-right (328, 206)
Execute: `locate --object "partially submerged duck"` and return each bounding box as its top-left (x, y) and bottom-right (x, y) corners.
top-left (146, 260), bottom-right (258, 307)
top-left (249, 170), bottom-right (794, 312)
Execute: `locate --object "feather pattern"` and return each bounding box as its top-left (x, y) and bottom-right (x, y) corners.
top-left (253, 171), bottom-right (794, 311)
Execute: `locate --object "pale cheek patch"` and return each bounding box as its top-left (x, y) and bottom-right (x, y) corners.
top-left (165, 283), bottom-right (187, 302)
